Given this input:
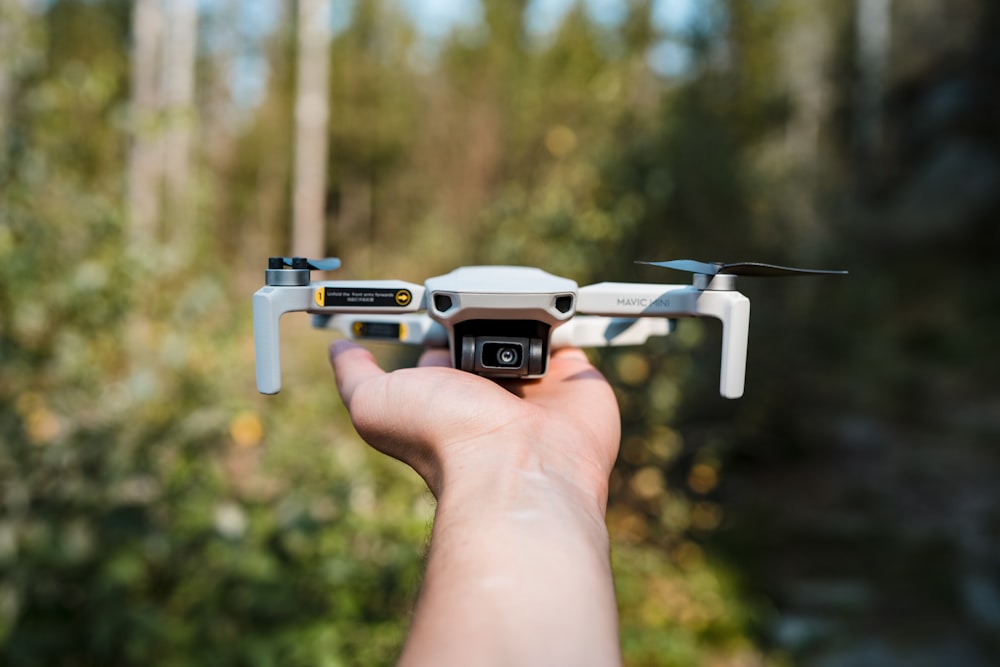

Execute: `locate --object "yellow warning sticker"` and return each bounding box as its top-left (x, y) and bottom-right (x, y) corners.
top-left (350, 321), bottom-right (404, 340)
top-left (322, 287), bottom-right (413, 308)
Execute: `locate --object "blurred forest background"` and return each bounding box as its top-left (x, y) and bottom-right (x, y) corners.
top-left (2, 0), bottom-right (999, 665)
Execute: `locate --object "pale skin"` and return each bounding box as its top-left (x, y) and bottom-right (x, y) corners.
top-left (329, 340), bottom-right (623, 667)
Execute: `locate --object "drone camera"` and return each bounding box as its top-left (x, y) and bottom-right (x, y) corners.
top-left (489, 343), bottom-right (521, 367)
top-left (460, 335), bottom-right (546, 377)
top-left (453, 320), bottom-right (549, 378)
top-left (481, 340), bottom-right (523, 368)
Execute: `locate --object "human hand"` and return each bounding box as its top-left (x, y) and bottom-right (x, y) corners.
top-left (328, 341), bottom-right (621, 509)
top-left (329, 341), bottom-right (624, 666)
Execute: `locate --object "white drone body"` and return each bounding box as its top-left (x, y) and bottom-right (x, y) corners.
top-left (253, 257), bottom-right (845, 399)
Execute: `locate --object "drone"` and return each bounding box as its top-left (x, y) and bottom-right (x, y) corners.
top-left (254, 257), bottom-right (846, 399)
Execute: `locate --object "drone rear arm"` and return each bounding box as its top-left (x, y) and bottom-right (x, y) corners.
top-left (551, 316), bottom-right (674, 348)
top-left (313, 313), bottom-right (449, 347)
top-left (577, 283), bottom-right (750, 398)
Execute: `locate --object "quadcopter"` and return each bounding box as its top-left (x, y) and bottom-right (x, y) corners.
top-left (254, 257), bottom-right (846, 399)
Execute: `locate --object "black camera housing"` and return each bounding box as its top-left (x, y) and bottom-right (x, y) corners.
top-left (455, 320), bottom-right (548, 377)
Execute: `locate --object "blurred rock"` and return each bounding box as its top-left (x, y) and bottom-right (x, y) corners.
top-left (874, 141), bottom-right (1000, 245)
top-left (961, 572), bottom-right (1000, 632)
top-left (785, 579), bottom-right (875, 613)
top-left (772, 614), bottom-right (841, 653)
top-left (812, 639), bottom-right (994, 667)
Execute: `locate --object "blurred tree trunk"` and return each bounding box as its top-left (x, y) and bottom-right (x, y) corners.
top-left (160, 0), bottom-right (198, 243)
top-left (128, 0), bottom-right (199, 252)
top-left (292, 0), bottom-right (331, 258)
top-left (0, 0), bottom-right (30, 141)
top-left (128, 0), bottom-right (163, 250)
top-left (855, 0), bottom-right (891, 160)
top-left (776, 1), bottom-right (836, 252)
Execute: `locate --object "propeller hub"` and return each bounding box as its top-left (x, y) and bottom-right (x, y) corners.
top-left (694, 273), bottom-right (736, 291)
top-left (265, 268), bottom-right (310, 286)
top-left (265, 256), bottom-right (310, 286)
top-left (265, 256), bottom-right (341, 285)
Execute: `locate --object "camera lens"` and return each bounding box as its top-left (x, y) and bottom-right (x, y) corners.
top-left (481, 341), bottom-right (523, 369)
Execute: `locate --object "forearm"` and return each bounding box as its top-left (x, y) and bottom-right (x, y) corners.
top-left (328, 343), bottom-right (622, 664)
top-left (398, 444), bottom-right (622, 667)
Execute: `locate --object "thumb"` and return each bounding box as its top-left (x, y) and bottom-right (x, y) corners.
top-left (329, 341), bottom-right (385, 408)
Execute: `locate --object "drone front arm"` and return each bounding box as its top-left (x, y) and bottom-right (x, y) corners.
top-left (576, 282), bottom-right (703, 315)
top-left (577, 282), bottom-right (750, 398)
top-left (253, 285), bottom-right (315, 394)
top-left (690, 290), bottom-right (750, 399)
top-left (253, 279), bottom-right (425, 394)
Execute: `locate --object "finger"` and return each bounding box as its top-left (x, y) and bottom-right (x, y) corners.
top-left (549, 346), bottom-right (591, 367)
top-left (539, 347), bottom-right (598, 385)
top-left (527, 349), bottom-right (617, 419)
top-left (494, 377), bottom-right (530, 398)
top-left (328, 340), bottom-right (386, 407)
top-left (497, 348), bottom-right (592, 399)
top-left (417, 347), bottom-right (452, 368)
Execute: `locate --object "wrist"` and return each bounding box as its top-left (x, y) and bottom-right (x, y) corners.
top-left (434, 435), bottom-right (611, 534)
top-left (403, 435), bottom-right (621, 667)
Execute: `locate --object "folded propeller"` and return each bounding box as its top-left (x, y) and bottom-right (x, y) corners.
top-left (637, 259), bottom-right (848, 278)
top-left (269, 256), bottom-right (342, 271)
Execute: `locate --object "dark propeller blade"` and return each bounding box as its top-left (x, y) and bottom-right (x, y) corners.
top-left (637, 259), bottom-right (722, 275)
top-left (279, 257), bottom-right (342, 271)
top-left (717, 262), bottom-right (848, 277)
top-left (638, 259), bottom-right (847, 277)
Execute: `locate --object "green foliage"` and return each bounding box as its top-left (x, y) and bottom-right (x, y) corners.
top-left (9, 0), bottom-right (997, 664)
top-left (0, 4), bottom-right (427, 665)
top-left (0, 0), bottom-right (787, 662)
top-left (0, 0), bottom-right (808, 663)
top-left (614, 542), bottom-right (782, 667)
